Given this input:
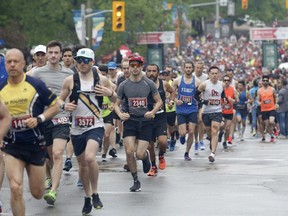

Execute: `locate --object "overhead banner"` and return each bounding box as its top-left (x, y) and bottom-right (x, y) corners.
top-left (73, 10), bottom-right (105, 50)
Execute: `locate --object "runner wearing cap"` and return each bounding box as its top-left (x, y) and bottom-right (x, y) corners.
top-left (26, 45), bottom-right (47, 76)
top-left (114, 56), bottom-right (162, 192)
top-left (60, 48), bottom-right (116, 215)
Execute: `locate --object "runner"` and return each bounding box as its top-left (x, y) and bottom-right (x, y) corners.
top-left (32, 40), bottom-right (74, 205)
top-left (195, 66), bottom-right (226, 163)
top-left (146, 64), bottom-right (175, 176)
top-left (114, 56), bottom-right (162, 191)
top-left (60, 48), bottom-right (116, 215)
top-left (257, 75), bottom-right (278, 142)
top-left (0, 48), bottom-right (59, 215)
top-left (172, 61), bottom-right (201, 160)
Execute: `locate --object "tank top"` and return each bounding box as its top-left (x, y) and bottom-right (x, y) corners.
top-left (155, 79), bottom-right (166, 116)
top-left (202, 80), bottom-right (223, 114)
top-left (101, 96), bottom-right (112, 118)
top-left (222, 86), bottom-right (235, 114)
top-left (236, 90), bottom-right (248, 110)
top-left (176, 75), bottom-right (198, 114)
top-left (259, 86), bottom-right (275, 112)
top-left (71, 79), bottom-right (104, 135)
top-left (165, 80), bottom-right (176, 113)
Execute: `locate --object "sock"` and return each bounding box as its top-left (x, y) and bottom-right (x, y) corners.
top-left (151, 160), bottom-right (156, 167)
top-left (131, 172), bottom-right (138, 182)
top-left (66, 158), bottom-right (71, 161)
top-left (184, 152), bottom-right (188, 156)
top-left (159, 151), bottom-right (165, 157)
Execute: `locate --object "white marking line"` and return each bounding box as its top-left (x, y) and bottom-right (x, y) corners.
top-left (171, 157), bottom-right (286, 162)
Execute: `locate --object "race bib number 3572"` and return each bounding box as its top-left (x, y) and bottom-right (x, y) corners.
top-left (75, 116), bottom-right (95, 128)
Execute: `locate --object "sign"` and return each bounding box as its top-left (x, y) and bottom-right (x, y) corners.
top-left (250, 27), bottom-right (288, 40)
top-left (262, 42), bottom-right (278, 69)
top-left (137, 31), bottom-right (175, 44)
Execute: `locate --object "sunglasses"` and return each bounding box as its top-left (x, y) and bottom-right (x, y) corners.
top-left (223, 80), bottom-right (230, 82)
top-left (262, 79), bottom-right (269, 82)
top-left (76, 58), bottom-right (92, 64)
top-left (147, 70), bottom-right (157, 72)
top-left (130, 63), bottom-right (142, 68)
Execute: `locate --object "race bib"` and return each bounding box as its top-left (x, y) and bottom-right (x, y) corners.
top-left (223, 104), bottom-right (232, 109)
top-left (11, 115), bottom-right (32, 131)
top-left (51, 116), bottom-right (70, 126)
top-left (74, 116), bottom-right (95, 128)
top-left (129, 98), bottom-right (147, 108)
top-left (263, 99), bottom-right (271, 104)
top-left (102, 104), bottom-right (109, 110)
top-left (180, 95), bottom-right (192, 105)
top-left (209, 99), bottom-right (220, 105)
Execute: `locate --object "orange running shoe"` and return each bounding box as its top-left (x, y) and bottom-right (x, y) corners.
top-left (159, 156), bottom-right (166, 170)
top-left (147, 166), bottom-right (158, 176)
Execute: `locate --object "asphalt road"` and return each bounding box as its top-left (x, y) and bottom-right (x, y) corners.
top-left (0, 131), bottom-right (287, 216)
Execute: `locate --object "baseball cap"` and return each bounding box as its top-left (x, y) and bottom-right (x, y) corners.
top-left (129, 56), bottom-right (144, 64)
top-left (75, 48), bottom-right (95, 60)
top-left (34, 45), bottom-right (46, 54)
top-left (160, 70), bottom-right (170, 75)
top-left (98, 65), bottom-right (108, 73)
top-left (107, 62), bottom-right (117, 69)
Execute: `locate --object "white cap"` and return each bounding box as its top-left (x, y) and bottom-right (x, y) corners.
top-left (34, 45), bottom-right (46, 54)
top-left (75, 48), bottom-right (94, 60)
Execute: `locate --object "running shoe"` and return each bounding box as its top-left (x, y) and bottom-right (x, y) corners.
top-left (44, 190), bottom-right (57, 205)
top-left (109, 148), bottom-right (117, 158)
top-left (218, 131), bottom-right (224, 143)
top-left (180, 136), bottom-right (186, 145)
top-left (130, 180), bottom-right (141, 192)
top-left (208, 153), bottom-right (215, 163)
top-left (147, 166), bottom-right (158, 176)
top-left (82, 197), bottom-right (92, 215)
top-left (252, 130), bottom-right (257, 137)
top-left (169, 139), bottom-right (176, 151)
top-left (227, 136), bottom-right (233, 144)
top-left (240, 134), bottom-right (244, 141)
top-left (199, 140), bottom-right (205, 150)
top-left (223, 142), bottom-right (228, 149)
top-left (274, 130), bottom-right (279, 138)
top-left (77, 179), bottom-right (83, 188)
top-left (91, 193), bottom-right (103, 209)
top-left (194, 142), bottom-right (199, 155)
top-left (45, 178), bottom-right (52, 190)
top-left (158, 156), bottom-right (166, 170)
top-left (63, 158), bottom-right (72, 172)
top-left (184, 153), bottom-right (191, 161)
top-left (261, 137), bottom-right (265, 142)
top-left (142, 150), bottom-right (151, 173)
top-left (270, 136), bottom-right (275, 143)
top-left (101, 154), bottom-right (107, 162)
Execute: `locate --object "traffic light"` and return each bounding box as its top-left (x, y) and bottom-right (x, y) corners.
top-left (241, 0), bottom-right (248, 9)
top-left (112, 1), bottom-right (125, 32)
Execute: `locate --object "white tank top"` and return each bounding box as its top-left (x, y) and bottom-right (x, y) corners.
top-left (196, 73), bottom-right (208, 82)
top-left (71, 79), bottom-right (104, 135)
top-left (202, 79), bottom-right (223, 114)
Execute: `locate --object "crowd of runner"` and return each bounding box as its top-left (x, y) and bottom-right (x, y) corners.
top-left (0, 35), bottom-right (287, 215)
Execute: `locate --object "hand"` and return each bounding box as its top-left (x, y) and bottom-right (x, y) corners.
top-left (176, 100), bottom-right (183, 106)
top-left (23, 117), bottom-right (38, 128)
top-left (275, 104), bottom-right (279, 110)
top-left (65, 101), bottom-right (77, 112)
top-left (94, 85), bottom-right (114, 97)
top-left (144, 111), bottom-right (155, 119)
top-left (119, 112), bottom-right (130, 121)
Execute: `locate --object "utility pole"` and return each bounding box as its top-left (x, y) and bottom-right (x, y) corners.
top-left (80, 4), bottom-right (112, 47)
top-left (215, 0), bottom-right (220, 39)
top-left (86, 0), bottom-right (93, 48)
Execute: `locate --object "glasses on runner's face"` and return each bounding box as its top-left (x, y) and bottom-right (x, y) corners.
top-left (130, 63), bottom-right (142, 68)
top-left (76, 58), bottom-right (92, 64)
top-left (262, 79), bottom-right (269, 82)
top-left (223, 79), bottom-right (230, 82)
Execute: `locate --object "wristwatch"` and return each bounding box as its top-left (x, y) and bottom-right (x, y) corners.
top-left (37, 116), bottom-right (43, 124)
